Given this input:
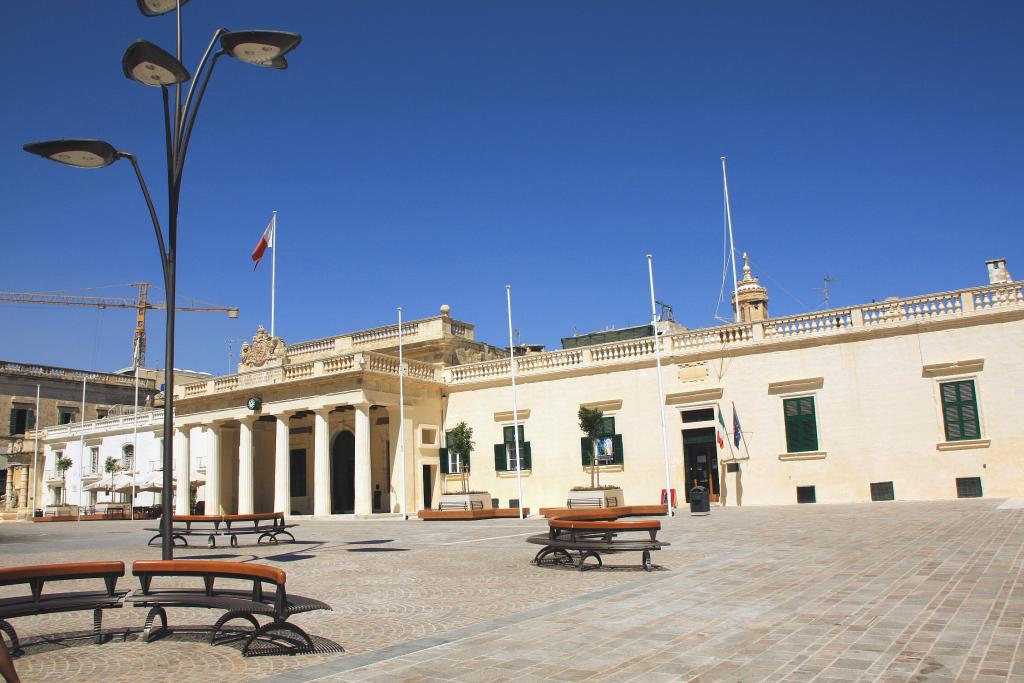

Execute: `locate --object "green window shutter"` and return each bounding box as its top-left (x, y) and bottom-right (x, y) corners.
top-left (8, 410), bottom-right (16, 435)
top-left (580, 437), bottom-right (592, 467)
top-left (601, 416), bottom-right (615, 436)
top-left (493, 443), bottom-right (507, 472)
top-left (521, 442), bottom-right (532, 470)
top-left (784, 397), bottom-right (818, 453)
top-left (27, 410), bottom-right (34, 431)
top-left (611, 434), bottom-right (624, 465)
top-left (439, 447), bottom-right (450, 475)
top-left (503, 425), bottom-right (525, 443)
top-left (941, 380), bottom-right (980, 441)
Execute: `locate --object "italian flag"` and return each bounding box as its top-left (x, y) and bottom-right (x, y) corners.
top-left (716, 405), bottom-right (727, 449)
top-left (251, 214), bottom-right (275, 269)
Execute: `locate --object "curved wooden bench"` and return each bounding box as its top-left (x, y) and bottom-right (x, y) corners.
top-left (528, 516), bottom-right (668, 571)
top-left (146, 512), bottom-right (297, 548)
top-left (127, 560), bottom-right (331, 656)
top-left (0, 561), bottom-right (127, 655)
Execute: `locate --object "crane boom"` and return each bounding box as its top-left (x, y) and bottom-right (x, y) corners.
top-left (0, 283), bottom-right (239, 368)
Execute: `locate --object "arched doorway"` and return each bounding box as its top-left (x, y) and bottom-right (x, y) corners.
top-left (331, 431), bottom-right (355, 513)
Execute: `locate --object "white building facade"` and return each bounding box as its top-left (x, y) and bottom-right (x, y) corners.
top-left (31, 259), bottom-right (1023, 515)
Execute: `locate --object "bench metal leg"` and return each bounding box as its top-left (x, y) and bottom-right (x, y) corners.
top-left (577, 550), bottom-right (603, 571)
top-left (147, 532), bottom-right (161, 546)
top-left (208, 534), bottom-right (216, 549)
top-left (92, 608), bottom-right (105, 644)
top-left (642, 550), bottom-right (652, 571)
top-left (229, 534), bottom-right (239, 548)
top-left (210, 610), bottom-right (261, 646)
top-left (241, 619), bottom-right (315, 657)
top-left (272, 530), bottom-right (295, 543)
top-left (142, 606), bottom-right (168, 643)
top-left (0, 620), bottom-right (22, 657)
top-left (257, 532), bottom-right (276, 545)
top-left (533, 546), bottom-right (574, 566)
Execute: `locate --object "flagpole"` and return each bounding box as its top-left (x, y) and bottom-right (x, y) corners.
top-left (647, 256), bottom-right (673, 517)
top-left (132, 339), bottom-right (141, 517)
top-left (397, 306), bottom-right (407, 519)
top-left (721, 157), bottom-right (740, 323)
top-left (77, 376), bottom-right (87, 523)
top-left (506, 285), bottom-right (524, 520)
top-left (270, 210), bottom-right (277, 338)
top-left (31, 384), bottom-right (40, 515)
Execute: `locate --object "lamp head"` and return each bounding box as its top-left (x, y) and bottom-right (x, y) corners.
top-left (23, 139), bottom-right (121, 169)
top-left (136, 0), bottom-right (190, 17)
top-left (122, 40), bottom-right (190, 87)
top-left (220, 30), bottom-right (301, 67)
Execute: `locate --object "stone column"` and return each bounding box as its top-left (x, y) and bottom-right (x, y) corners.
top-left (174, 428), bottom-right (190, 514)
top-left (354, 403), bottom-right (372, 516)
top-left (274, 412), bottom-right (292, 514)
top-left (205, 425), bottom-right (222, 515)
top-left (4, 467), bottom-right (13, 511)
top-left (238, 417), bottom-right (255, 514)
top-left (313, 408), bottom-right (331, 516)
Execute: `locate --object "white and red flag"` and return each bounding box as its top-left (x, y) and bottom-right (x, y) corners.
top-left (251, 214), bottom-right (276, 270)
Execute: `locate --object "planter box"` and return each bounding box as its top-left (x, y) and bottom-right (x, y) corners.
top-left (438, 492), bottom-right (493, 511)
top-left (566, 487), bottom-right (624, 508)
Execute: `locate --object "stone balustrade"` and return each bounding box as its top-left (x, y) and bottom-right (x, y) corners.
top-left (445, 281), bottom-right (1024, 385)
top-left (29, 408), bottom-right (164, 440)
top-left (178, 350), bottom-right (443, 399)
top-left (171, 281), bottom-right (1023, 396)
top-left (0, 360), bottom-right (157, 389)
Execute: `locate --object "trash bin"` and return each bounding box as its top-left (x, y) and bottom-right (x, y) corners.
top-left (689, 486), bottom-right (710, 516)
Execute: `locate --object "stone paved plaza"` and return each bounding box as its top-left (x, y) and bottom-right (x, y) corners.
top-left (2, 498), bottom-right (1023, 682)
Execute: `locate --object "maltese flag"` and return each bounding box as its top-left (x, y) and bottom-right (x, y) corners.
top-left (251, 214), bottom-right (276, 269)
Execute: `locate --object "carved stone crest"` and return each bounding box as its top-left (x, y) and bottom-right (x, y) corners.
top-left (240, 325), bottom-right (286, 370)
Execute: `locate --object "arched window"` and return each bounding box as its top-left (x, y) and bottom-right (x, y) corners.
top-left (122, 444), bottom-right (135, 471)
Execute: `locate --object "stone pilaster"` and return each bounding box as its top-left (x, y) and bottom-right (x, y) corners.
top-left (238, 417), bottom-right (255, 514)
top-left (274, 412), bottom-right (292, 515)
top-left (313, 409), bottom-right (331, 516)
top-left (354, 403), bottom-right (372, 516)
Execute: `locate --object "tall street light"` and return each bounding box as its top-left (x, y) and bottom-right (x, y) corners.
top-left (24, 3), bottom-right (301, 560)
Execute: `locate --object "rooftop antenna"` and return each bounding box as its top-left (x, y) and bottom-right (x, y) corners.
top-left (226, 338), bottom-right (245, 374)
top-left (815, 276), bottom-right (838, 309)
top-left (655, 300), bottom-right (674, 322)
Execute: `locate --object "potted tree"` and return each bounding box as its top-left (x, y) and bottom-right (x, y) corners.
top-left (438, 422), bottom-right (492, 511)
top-left (570, 407), bottom-right (624, 508)
top-left (52, 454), bottom-right (74, 513)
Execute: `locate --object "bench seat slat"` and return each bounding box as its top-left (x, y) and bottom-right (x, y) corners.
top-left (0, 591), bottom-right (128, 619)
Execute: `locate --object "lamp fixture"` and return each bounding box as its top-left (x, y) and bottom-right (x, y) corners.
top-left (122, 40), bottom-right (191, 87)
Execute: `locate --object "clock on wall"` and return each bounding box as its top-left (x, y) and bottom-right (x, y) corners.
top-left (246, 396), bottom-right (262, 412)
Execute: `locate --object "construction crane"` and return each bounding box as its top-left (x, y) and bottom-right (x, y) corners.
top-left (0, 282), bottom-right (239, 368)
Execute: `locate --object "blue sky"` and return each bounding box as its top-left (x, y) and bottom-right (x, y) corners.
top-left (2, 1), bottom-right (1021, 375)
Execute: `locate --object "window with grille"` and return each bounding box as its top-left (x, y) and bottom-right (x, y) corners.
top-left (681, 408), bottom-right (715, 423)
top-left (121, 444), bottom-right (134, 471)
top-left (956, 477), bottom-right (982, 498)
top-left (796, 485), bottom-right (816, 504)
top-left (784, 397), bottom-right (819, 453)
top-left (940, 380), bottom-right (980, 441)
top-left (870, 481), bottom-right (895, 501)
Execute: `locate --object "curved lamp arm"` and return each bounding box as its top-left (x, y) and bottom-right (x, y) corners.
top-left (121, 152), bottom-right (169, 279)
top-left (177, 27), bottom-right (229, 148)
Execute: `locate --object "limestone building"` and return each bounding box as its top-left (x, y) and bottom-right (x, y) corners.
top-left (29, 258), bottom-right (1023, 517)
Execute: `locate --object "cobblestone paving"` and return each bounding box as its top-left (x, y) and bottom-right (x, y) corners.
top-left (2, 498), bottom-right (1023, 682)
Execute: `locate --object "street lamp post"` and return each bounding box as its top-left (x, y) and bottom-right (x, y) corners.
top-left (24, 3), bottom-right (301, 560)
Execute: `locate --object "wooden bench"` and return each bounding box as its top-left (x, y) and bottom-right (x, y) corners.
top-left (527, 513), bottom-right (667, 571)
top-left (146, 512), bottom-right (297, 549)
top-left (0, 562), bottom-right (127, 655)
top-left (127, 560), bottom-right (332, 656)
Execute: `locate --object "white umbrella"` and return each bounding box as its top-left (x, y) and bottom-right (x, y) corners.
top-left (84, 473), bottom-right (134, 492)
top-left (134, 472), bottom-right (167, 493)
